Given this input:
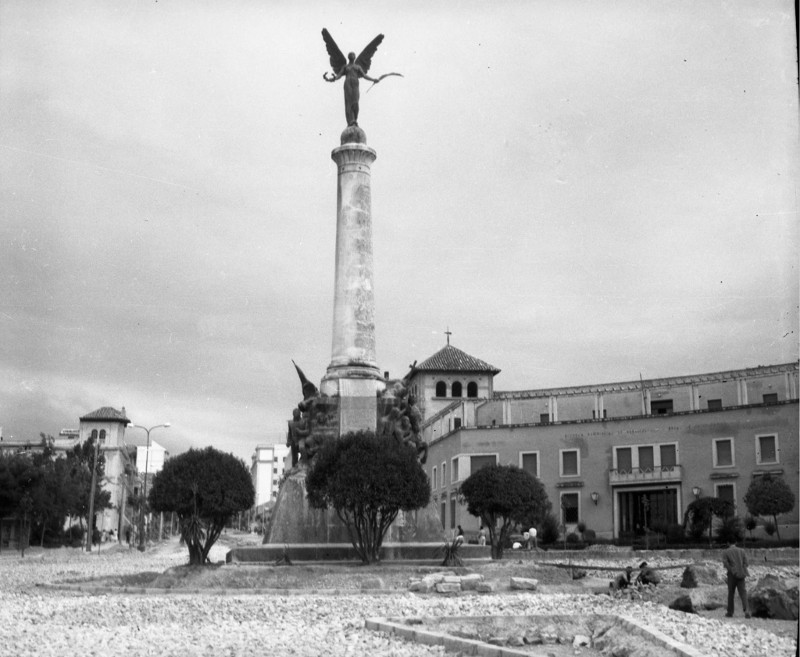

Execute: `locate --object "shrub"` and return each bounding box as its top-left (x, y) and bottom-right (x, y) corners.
top-left (763, 521), bottom-right (777, 537)
top-left (540, 513), bottom-right (561, 545)
top-left (583, 528), bottom-right (596, 544)
top-left (565, 532), bottom-right (580, 544)
top-left (744, 516), bottom-right (758, 540)
top-left (576, 521), bottom-right (587, 535)
top-left (666, 523), bottom-right (685, 544)
top-left (439, 538), bottom-right (464, 567)
top-left (716, 516), bottom-right (744, 544)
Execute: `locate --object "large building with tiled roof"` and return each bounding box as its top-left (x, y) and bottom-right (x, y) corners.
top-left (411, 344), bottom-right (799, 543)
top-left (405, 343), bottom-right (501, 422)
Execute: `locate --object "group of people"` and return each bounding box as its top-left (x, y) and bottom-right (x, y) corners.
top-left (611, 561), bottom-right (662, 591)
top-left (609, 540), bottom-right (752, 619)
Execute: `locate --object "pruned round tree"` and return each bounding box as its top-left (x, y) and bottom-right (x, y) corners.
top-left (459, 464), bottom-right (552, 559)
top-left (743, 473), bottom-right (795, 540)
top-left (149, 447), bottom-right (254, 565)
top-left (305, 430), bottom-right (430, 564)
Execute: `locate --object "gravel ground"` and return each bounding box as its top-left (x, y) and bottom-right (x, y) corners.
top-left (0, 537), bottom-right (796, 657)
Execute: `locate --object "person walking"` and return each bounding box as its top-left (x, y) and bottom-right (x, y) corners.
top-left (722, 539), bottom-right (751, 618)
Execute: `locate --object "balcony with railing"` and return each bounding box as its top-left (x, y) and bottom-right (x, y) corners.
top-left (609, 464), bottom-right (683, 485)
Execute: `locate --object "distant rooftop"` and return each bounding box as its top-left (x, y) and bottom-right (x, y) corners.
top-left (413, 344), bottom-right (501, 375)
top-left (79, 406), bottom-right (130, 423)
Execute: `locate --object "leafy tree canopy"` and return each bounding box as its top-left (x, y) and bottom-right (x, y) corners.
top-left (743, 474), bottom-right (795, 540)
top-left (149, 447), bottom-right (255, 565)
top-left (459, 464), bottom-right (552, 559)
top-left (306, 431), bottom-right (430, 564)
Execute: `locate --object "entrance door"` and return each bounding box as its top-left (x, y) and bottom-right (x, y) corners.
top-left (617, 488), bottom-right (677, 536)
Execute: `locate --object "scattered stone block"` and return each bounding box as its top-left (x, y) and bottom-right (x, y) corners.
top-left (476, 582), bottom-right (495, 593)
top-left (669, 588), bottom-right (724, 614)
top-left (408, 580), bottom-right (433, 593)
top-left (434, 582), bottom-right (461, 594)
top-left (360, 577), bottom-right (384, 590)
top-left (459, 574), bottom-right (483, 590)
top-left (680, 564), bottom-right (718, 588)
top-left (572, 634), bottom-right (590, 647)
top-left (510, 576), bottom-right (538, 590)
top-left (749, 574), bottom-right (799, 620)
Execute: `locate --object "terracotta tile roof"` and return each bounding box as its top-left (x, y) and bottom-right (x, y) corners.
top-left (79, 407), bottom-right (130, 423)
top-left (414, 344), bottom-right (500, 374)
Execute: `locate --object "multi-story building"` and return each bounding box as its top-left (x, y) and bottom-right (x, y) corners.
top-left (408, 344), bottom-right (799, 541)
top-left (251, 443), bottom-right (290, 510)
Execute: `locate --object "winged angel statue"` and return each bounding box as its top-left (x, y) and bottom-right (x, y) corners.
top-left (322, 28), bottom-right (402, 127)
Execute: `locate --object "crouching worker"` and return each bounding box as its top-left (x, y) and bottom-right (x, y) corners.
top-left (610, 566), bottom-right (633, 591)
top-left (636, 561), bottom-right (661, 586)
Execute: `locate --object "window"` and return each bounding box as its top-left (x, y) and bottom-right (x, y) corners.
top-left (715, 483), bottom-right (735, 507)
top-left (638, 446), bottom-right (654, 471)
top-left (91, 429), bottom-right (98, 441)
top-left (713, 438), bottom-right (734, 467)
top-left (467, 381), bottom-right (478, 398)
top-left (452, 382), bottom-right (463, 398)
top-left (470, 454), bottom-right (496, 472)
top-left (763, 393), bottom-right (778, 404)
top-left (453, 417), bottom-right (462, 430)
top-left (659, 444), bottom-right (677, 468)
top-left (756, 434), bottom-right (779, 464)
top-left (451, 458), bottom-right (459, 482)
top-left (273, 468), bottom-right (277, 474)
top-left (520, 452), bottom-right (539, 478)
top-left (441, 462), bottom-right (446, 488)
top-left (440, 502), bottom-right (446, 529)
top-left (560, 449), bottom-right (579, 477)
top-left (561, 492), bottom-right (579, 524)
top-left (435, 381), bottom-right (447, 397)
top-left (616, 447), bottom-right (632, 473)
top-left (650, 400), bottom-right (673, 415)
top-left (99, 429), bottom-right (106, 444)
top-left (432, 466), bottom-right (437, 489)
top-left (707, 399), bottom-right (722, 410)
top-left (540, 413), bottom-right (550, 424)
top-left (450, 496), bottom-right (456, 529)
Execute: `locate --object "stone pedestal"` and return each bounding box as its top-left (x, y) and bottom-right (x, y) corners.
top-left (265, 468), bottom-right (446, 546)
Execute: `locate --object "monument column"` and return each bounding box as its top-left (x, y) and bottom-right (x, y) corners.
top-left (321, 128), bottom-right (385, 408)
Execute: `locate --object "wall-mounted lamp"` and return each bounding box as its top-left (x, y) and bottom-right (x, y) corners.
top-left (590, 491), bottom-right (599, 505)
top-left (691, 486), bottom-right (702, 499)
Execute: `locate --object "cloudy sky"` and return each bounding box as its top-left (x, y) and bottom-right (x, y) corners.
top-left (1, 1), bottom-right (797, 465)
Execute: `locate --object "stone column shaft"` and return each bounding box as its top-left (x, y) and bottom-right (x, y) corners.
top-left (322, 140), bottom-right (383, 396)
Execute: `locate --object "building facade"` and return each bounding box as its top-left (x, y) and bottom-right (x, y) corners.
top-left (409, 346), bottom-right (799, 541)
top-left (251, 443), bottom-right (290, 509)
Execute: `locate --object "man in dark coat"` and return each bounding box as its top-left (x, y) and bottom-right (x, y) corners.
top-left (722, 540), bottom-right (751, 618)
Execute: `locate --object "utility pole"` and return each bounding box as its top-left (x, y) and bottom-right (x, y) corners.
top-left (85, 436), bottom-right (100, 552)
top-left (127, 422), bottom-right (170, 551)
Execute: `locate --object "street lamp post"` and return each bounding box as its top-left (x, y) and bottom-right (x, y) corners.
top-left (128, 422), bottom-right (170, 551)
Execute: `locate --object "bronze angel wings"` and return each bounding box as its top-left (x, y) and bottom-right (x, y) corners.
top-left (322, 28), bottom-right (384, 76)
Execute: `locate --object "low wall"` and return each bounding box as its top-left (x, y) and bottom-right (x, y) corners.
top-left (227, 542), bottom-right (492, 563)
